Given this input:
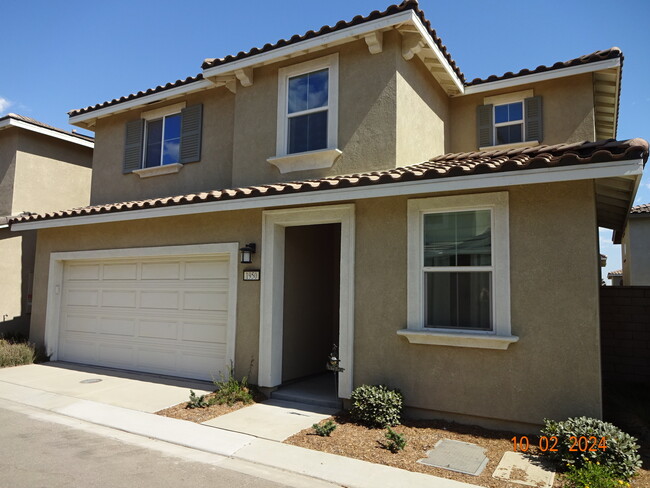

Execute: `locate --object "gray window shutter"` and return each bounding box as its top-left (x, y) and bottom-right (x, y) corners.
top-left (525, 96), bottom-right (543, 142)
top-left (123, 119), bottom-right (144, 173)
top-left (180, 104), bottom-right (203, 164)
top-left (477, 104), bottom-right (493, 148)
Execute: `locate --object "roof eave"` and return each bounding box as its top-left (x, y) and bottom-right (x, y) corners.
top-left (0, 117), bottom-right (94, 148)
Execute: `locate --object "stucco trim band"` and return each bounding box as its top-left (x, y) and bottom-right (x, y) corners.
top-left (397, 329), bottom-right (519, 350)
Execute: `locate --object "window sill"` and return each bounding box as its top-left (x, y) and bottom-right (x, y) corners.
top-left (397, 328), bottom-right (519, 350)
top-left (479, 141), bottom-right (539, 151)
top-left (132, 163), bottom-right (183, 178)
top-left (267, 148), bottom-right (342, 174)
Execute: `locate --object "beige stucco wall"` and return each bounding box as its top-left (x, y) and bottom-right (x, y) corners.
top-left (0, 131), bottom-right (18, 216)
top-left (29, 179), bottom-right (602, 428)
top-left (12, 132), bottom-right (92, 215)
top-left (0, 229), bottom-right (35, 337)
top-left (396, 52), bottom-right (449, 164)
top-left (624, 216), bottom-right (650, 285)
top-left (90, 88), bottom-right (235, 205)
top-left (449, 73), bottom-right (596, 153)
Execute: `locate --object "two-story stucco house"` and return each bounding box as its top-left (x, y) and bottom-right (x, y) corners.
top-left (11, 1), bottom-right (647, 431)
top-left (613, 204), bottom-right (650, 285)
top-left (0, 113), bottom-right (93, 337)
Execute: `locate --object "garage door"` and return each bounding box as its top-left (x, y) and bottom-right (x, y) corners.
top-left (58, 254), bottom-right (233, 381)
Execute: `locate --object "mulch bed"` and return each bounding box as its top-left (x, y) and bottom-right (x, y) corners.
top-left (286, 412), bottom-right (557, 488)
top-left (155, 391), bottom-right (263, 424)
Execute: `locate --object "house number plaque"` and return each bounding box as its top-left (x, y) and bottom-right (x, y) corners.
top-left (243, 270), bottom-right (260, 281)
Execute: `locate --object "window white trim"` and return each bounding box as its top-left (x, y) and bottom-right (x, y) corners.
top-left (258, 204), bottom-right (355, 398)
top-left (483, 90), bottom-right (533, 106)
top-left (133, 163), bottom-right (183, 178)
top-left (141, 102), bottom-right (186, 121)
top-left (404, 192), bottom-right (517, 349)
top-left (273, 54), bottom-right (339, 172)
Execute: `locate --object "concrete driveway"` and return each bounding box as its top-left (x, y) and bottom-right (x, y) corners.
top-left (0, 362), bottom-right (212, 412)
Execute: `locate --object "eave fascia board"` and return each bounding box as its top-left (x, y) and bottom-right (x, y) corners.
top-left (460, 58), bottom-right (621, 96)
top-left (0, 118), bottom-right (94, 148)
top-left (202, 10), bottom-right (464, 92)
top-left (11, 159), bottom-right (644, 232)
top-left (68, 79), bottom-right (215, 127)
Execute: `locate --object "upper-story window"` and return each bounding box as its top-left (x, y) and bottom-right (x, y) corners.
top-left (494, 102), bottom-right (523, 145)
top-left (122, 102), bottom-right (203, 177)
top-left (477, 90), bottom-right (543, 150)
top-left (144, 113), bottom-right (181, 167)
top-left (269, 54), bottom-right (341, 174)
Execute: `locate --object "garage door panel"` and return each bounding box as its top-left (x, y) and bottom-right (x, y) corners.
top-left (103, 263), bottom-right (137, 280)
top-left (139, 319), bottom-right (178, 340)
top-left (141, 262), bottom-right (181, 280)
top-left (182, 321), bottom-right (226, 344)
top-left (66, 264), bottom-right (100, 281)
top-left (58, 253), bottom-right (233, 381)
top-left (98, 317), bottom-right (136, 337)
top-left (67, 289), bottom-right (99, 307)
top-left (65, 314), bottom-right (98, 334)
top-left (184, 291), bottom-right (227, 311)
top-left (101, 290), bottom-right (137, 308)
top-left (140, 291), bottom-right (180, 309)
top-left (185, 260), bottom-right (229, 280)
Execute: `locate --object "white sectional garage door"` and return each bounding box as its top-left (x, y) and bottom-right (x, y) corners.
top-left (58, 254), bottom-right (234, 381)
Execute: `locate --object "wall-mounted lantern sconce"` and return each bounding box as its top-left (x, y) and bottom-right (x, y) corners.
top-left (240, 243), bottom-right (256, 264)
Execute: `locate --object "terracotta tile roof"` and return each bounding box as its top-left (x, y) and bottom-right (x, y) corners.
top-left (201, 0), bottom-right (462, 78)
top-left (630, 203), bottom-right (650, 214)
top-left (10, 138), bottom-right (648, 226)
top-left (607, 269), bottom-right (622, 277)
top-left (0, 113), bottom-right (94, 142)
top-left (466, 47), bottom-right (623, 86)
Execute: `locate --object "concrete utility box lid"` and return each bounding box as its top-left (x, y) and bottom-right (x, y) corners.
top-left (417, 438), bottom-right (489, 476)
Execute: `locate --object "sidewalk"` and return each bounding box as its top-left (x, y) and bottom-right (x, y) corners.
top-left (0, 376), bottom-right (481, 488)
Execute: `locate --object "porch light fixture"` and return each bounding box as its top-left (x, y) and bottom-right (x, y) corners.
top-left (240, 243), bottom-right (256, 264)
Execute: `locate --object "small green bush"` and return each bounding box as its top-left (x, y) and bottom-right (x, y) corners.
top-left (562, 461), bottom-right (630, 488)
top-left (384, 427), bottom-right (407, 453)
top-left (312, 420), bottom-right (337, 437)
top-left (350, 384), bottom-right (403, 428)
top-left (541, 417), bottom-right (641, 480)
top-left (212, 362), bottom-right (254, 406)
top-left (0, 339), bottom-right (36, 367)
top-left (186, 390), bottom-right (209, 409)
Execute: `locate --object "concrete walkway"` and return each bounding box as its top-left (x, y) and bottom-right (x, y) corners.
top-left (0, 363), bottom-right (481, 488)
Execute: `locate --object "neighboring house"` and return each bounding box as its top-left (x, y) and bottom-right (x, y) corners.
top-left (10, 1), bottom-right (647, 431)
top-left (615, 203), bottom-right (650, 285)
top-left (0, 113), bottom-right (93, 337)
top-left (607, 269), bottom-right (623, 286)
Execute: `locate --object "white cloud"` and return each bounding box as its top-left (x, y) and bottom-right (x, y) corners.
top-left (0, 97), bottom-right (12, 115)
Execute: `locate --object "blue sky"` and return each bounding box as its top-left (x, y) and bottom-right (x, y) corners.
top-left (2, 0), bottom-right (649, 277)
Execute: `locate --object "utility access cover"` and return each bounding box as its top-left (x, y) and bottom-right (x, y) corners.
top-left (418, 438), bottom-right (489, 476)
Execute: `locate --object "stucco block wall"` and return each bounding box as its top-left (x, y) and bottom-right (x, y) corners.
top-left (623, 217), bottom-right (650, 285)
top-left (90, 89), bottom-right (235, 206)
top-left (0, 229), bottom-right (36, 337)
top-left (0, 131), bottom-right (18, 216)
top-left (29, 210), bottom-right (263, 382)
top-left (449, 73), bottom-right (596, 153)
top-left (12, 132), bottom-right (92, 215)
top-left (353, 180), bottom-right (601, 427)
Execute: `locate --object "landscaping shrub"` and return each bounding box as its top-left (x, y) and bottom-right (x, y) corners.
top-left (0, 339), bottom-right (36, 367)
top-left (384, 427), bottom-right (407, 453)
top-left (312, 420), bottom-right (337, 437)
top-left (212, 362), bottom-right (254, 406)
top-left (562, 461), bottom-right (630, 488)
top-left (350, 384), bottom-right (403, 428)
top-left (541, 417), bottom-right (641, 480)
top-left (186, 390), bottom-right (209, 409)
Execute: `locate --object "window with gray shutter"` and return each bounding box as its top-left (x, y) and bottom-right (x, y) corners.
top-left (477, 104), bottom-right (493, 148)
top-left (179, 104), bottom-right (203, 164)
top-left (123, 119), bottom-right (144, 173)
top-left (524, 96), bottom-right (543, 142)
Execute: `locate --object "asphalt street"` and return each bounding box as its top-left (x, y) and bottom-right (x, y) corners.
top-left (0, 399), bottom-right (337, 488)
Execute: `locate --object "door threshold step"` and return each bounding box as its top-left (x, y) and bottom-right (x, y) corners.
top-left (270, 390), bottom-right (342, 410)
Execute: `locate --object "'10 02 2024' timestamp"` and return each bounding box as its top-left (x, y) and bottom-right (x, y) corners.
top-left (511, 436), bottom-right (608, 452)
